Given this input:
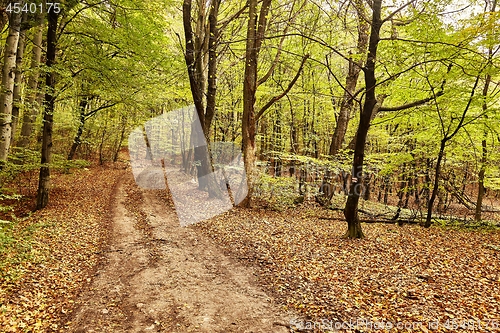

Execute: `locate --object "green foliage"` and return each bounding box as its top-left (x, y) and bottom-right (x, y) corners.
top-left (0, 193), bottom-right (21, 216)
top-left (254, 173), bottom-right (300, 211)
top-left (51, 154), bottom-right (91, 172)
top-left (0, 220), bottom-right (37, 283)
top-left (434, 218), bottom-right (500, 231)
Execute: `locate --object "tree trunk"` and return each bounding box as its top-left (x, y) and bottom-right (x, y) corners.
top-left (475, 0), bottom-right (495, 221)
top-left (425, 74), bottom-right (481, 226)
top-left (11, 12), bottom-right (28, 146)
top-left (475, 89), bottom-right (491, 222)
top-left (316, 5), bottom-right (369, 205)
top-left (239, 0), bottom-right (271, 207)
top-left (343, 0), bottom-right (383, 239)
top-left (329, 0), bottom-right (369, 155)
top-left (36, 8), bottom-right (58, 210)
top-left (68, 97), bottom-right (89, 160)
top-left (182, 0), bottom-right (223, 198)
top-left (18, 13), bottom-right (44, 148)
top-left (99, 126), bottom-right (107, 165)
top-left (0, 4), bottom-right (23, 161)
top-left (475, 145), bottom-right (488, 222)
top-left (290, 102), bottom-right (298, 154)
top-left (239, 0), bottom-right (306, 206)
top-left (113, 116), bottom-right (127, 162)
top-left (424, 141), bottom-right (444, 227)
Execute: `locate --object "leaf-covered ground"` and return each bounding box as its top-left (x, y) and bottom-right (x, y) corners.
top-left (0, 164), bottom-right (125, 332)
top-left (2, 161), bottom-right (499, 332)
top-left (195, 206), bottom-right (500, 332)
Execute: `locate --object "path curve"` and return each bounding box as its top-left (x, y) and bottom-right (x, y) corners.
top-left (68, 173), bottom-right (292, 332)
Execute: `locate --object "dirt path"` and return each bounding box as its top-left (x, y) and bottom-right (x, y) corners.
top-left (68, 173), bottom-right (292, 333)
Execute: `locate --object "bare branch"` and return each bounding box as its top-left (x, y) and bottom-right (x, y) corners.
top-left (382, 0), bottom-right (416, 23)
top-left (256, 54), bottom-right (309, 121)
top-left (218, 3), bottom-right (248, 31)
top-left (257, 0), bottom-right (305, 87)
top-left (378, 91), bottom-right (443, 112)
top-left (84, 102), bottom-right (118, 118)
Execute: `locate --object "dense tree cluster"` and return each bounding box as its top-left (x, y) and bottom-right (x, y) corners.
top-left (0, 0), bottom-right (498, 237)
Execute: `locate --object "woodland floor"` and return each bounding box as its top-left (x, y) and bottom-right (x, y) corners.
top-left (0, 158), bottom-right (500, 332)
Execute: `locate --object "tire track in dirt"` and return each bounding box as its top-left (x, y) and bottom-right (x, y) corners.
top-left (68, 172), bottom-right (292, 332)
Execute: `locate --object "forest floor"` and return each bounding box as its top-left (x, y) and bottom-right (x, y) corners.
top-left (1, 158), bottom-right (500, 332)
top-left (66, 172), bottom-right (292, 332)
top-left (0, 162), bottom-right (292, 333)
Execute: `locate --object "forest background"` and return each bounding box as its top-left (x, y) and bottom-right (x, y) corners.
top-left (0, 0), bottom-right (499, 330)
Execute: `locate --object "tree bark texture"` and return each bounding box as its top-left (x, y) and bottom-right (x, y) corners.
top-left (11, 12), bottom-right (28, 146)
top-left (19, 12), bottom-right (44, 148)
top-left (0, 3), bottom-right (23, 161)
top-left (343, 0), bottom-right (383, 239)
top-left (36, 8), bottom-right (58, 210)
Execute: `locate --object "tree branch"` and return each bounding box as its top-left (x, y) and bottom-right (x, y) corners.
top-left (379, 64), bottom-right (452, 112)
top-left (378, 91), bottom-right (443, 112)
top-left (446, 74), bottom-right (481, 140)
top-left (255, 0), bottom-right (272, 52)
top-left (257, 0), bottom-right (305, 87)
top-left (382, 0), bottom-right (416, 23)
top-left (256, 54), bottom-right (309, 121)
top-left (84, 102), bottom-right (118, 118)
top-left (218, 3), bottom-right (248, 31)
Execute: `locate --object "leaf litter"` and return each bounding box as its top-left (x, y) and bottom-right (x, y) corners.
top-left (194, 205), bottom-right (500, 332)
top-left (0, 164), bottom-right (126, 332)
top-left (1, 161), bottom-right (499, 332)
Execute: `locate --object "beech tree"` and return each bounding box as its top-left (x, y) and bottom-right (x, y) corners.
top-left (0, 1), bottom-right (23, 161)
top-left (475, 0), bottom-right (497, 221)
top-left (36, 4), bottom-right (58, 209)
top-left (10, 12), bottom-right (28, 146)
top-left (342, 0), bottom-right (455, 237)
top-left (317, 0), bottom-right (370, 204)
top-left (18, 12), bottom-right (44, 148)
top-left (241, 0), bottom-right (308, 207)
top-left (182, 0), bottom-right (223, 197)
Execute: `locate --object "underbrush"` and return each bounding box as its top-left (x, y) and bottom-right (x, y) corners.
top-left (0, 219), bottom-right (48, 284)
top-left (0, 148), bottom-right (91, 214)
top-left (253, 173), bottom-right (302, 211)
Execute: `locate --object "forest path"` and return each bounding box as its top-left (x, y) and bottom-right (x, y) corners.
top-left (68, 172), bottom-right (291, 333)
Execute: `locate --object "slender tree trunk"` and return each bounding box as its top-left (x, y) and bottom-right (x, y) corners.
top-left (11, 12), bottom-right (28, 146)
top-left (343, 0), bottom-right (383, 239)
top-left (239, 0), bottom-right (306, 206)
top-left (68, 97), bottom-right (89, 160)
top-left (425, 75), bottom-right (481, 227)
top-left (36, 8), bottom-right (58, 210)
top-left (475, 75), bottom-right (492, 221)
top-left (99, 126), bottom-right (107, 165)
top-left (19, 13), bottom-right (44, 148)
top-left (182, 0), bottom-right (222, 198)
top-left (290, 102), bottom-right (298, 154)
top-left (329, 0), bottom-right (369, 155)
top-left (0, 4), bottom-right (23, 161)
top-left (425, 142), bottom-right (445, 227)
top-left (142, 125), bottom-right (153, 161)
top-left (202, 0), bottom-right (222, 197)
top-left (475, 0), bottom-right (496, 221)
top-left (182, 0), bottom-right (205, 121)
top-left (113, 116), bottom-right (127, 162)
top-left (475, 144), bottom-right (487, 221)
top-left (239, 0), bottom-right (271, 207)
top-left (316, 5), bottom-right (369, 206)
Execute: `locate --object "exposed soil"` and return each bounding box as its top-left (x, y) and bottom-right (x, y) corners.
top-left (67, 172), bottom-right (292, 333)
